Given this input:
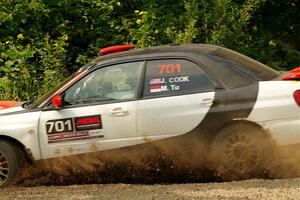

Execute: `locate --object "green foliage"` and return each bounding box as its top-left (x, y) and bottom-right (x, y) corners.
top-left (0, 0), bottom-right (299, 101)
top-left (0, 34), bottom-right (68, 100)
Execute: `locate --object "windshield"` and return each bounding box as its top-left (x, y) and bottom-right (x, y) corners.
top-left (24, 63), bottom-right (97, 109)
top-left (24, 72), bottom-right (79, 109)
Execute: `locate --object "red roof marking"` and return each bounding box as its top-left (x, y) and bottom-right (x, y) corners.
top-left (99, 45), bottom-right (135, 54)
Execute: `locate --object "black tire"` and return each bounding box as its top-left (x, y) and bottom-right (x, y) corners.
top-left (0, 140), bottom-right (24, 187)
top-left (210, 123), bottom-right (277, 181)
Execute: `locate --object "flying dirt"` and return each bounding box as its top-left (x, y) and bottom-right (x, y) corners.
top-left (11, 136), bottom-right (300, 187)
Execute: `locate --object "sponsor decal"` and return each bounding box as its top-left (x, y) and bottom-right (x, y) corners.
top-left (150, 85), bottom-right (169, 93)
top-left (48, 131), bottom-right (89, 141)
top-left (75, 115), bottom-right (102, 131)
top-left (46, 115), bottom-right (103, 143)
top-left (48, 132), bottom-right (104, 143)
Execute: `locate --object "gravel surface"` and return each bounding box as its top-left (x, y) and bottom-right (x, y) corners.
top-left (1, 178), bottom-right (300, 200)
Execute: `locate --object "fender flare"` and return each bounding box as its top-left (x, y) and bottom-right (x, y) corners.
top-left (221, 118), bottom-right (271, 136)
top-left (0, 135), bottom-right (35, 163)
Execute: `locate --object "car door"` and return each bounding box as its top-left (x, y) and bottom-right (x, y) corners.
top-left (39, 61), bottom-right (144, 159)
top-left (137, 59), bottom-right (215, 140)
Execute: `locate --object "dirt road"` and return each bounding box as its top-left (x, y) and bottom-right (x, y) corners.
top-left (1, 178), bottom-right (300, 200)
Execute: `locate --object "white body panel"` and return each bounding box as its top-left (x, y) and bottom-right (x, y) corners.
top-left (39, 101), bottom-right (138, 158)
top-left (39, 92), bottom-right (215, 159)
top-left (0, 106), bottom-right (24, 114)
top-left (137, 92), bottom-right (215, 137)
top-left (248, 81), bottom-right (300, 145)
top-left (0, 106), bottom-right (42, 159)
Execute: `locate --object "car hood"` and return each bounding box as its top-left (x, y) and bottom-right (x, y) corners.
top-left (0, 105), bottom-right (25, 115)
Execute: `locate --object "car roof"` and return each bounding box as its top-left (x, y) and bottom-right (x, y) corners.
top-left (86, 43), bottom-right (279, 83)
top-left (92, 44), bottom-right (219, 64)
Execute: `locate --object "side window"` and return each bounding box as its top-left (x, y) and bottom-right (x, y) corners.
top-left (210, 49), bottom-right (279, 80)
top-left (63, 62), bottom-right (144, 105)
top-left (144, 59), bottom-right (212, 97)
top-left (208, 55), bottom-right (254, 88)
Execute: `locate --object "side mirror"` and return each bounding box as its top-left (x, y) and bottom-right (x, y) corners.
top-left (52, 95), bottom-right (62, 108)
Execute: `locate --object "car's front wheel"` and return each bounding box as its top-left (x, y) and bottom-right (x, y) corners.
top-left (210, 123), bottom-right (277, 181)
top-left (0, 140), bottom-right (24, 187)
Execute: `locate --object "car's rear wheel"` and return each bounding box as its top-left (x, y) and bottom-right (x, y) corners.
top-left (210, 123), bottom-right (277, 181)
top-left (0, 140), bottom-right (24, 187)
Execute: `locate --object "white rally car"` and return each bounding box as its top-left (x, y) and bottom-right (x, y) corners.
top-left (0, 44), bottom-right (299, 186)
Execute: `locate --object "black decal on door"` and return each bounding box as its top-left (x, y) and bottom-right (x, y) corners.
top-left (45, 115), bottom-right (103, 143)
top-left (46, 118), bottom-right (74, 134)
top-left (75, 115), bottom-right (102, 131)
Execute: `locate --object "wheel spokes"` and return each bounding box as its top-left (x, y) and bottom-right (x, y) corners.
top-left (0, 171), bottom-right (8, 178)
top-left (0, 151), bottom-right (9, 184)
top-left (0, 154), bottom-right (5, 161)
top-left (0, 160), bottom-right (8, 166)
top-left (224, 133), bottom-right (259, 164)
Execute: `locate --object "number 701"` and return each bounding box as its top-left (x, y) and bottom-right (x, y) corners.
top-left (159, 64), bottom-right (181, 74)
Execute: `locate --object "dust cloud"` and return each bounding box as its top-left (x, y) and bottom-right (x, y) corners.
top-left (12, 134), bottom-right (300, 187)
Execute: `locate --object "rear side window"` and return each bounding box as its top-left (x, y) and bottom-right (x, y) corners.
top-left (211, 48), bottom-right (279, 80)
top-left (143, 59), bottom-right (212, 97)
top-left (208, 55), bottom-right (254, 88)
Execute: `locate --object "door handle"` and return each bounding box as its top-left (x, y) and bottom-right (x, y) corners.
top-left (110, 107), bottom-right (129, 117)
